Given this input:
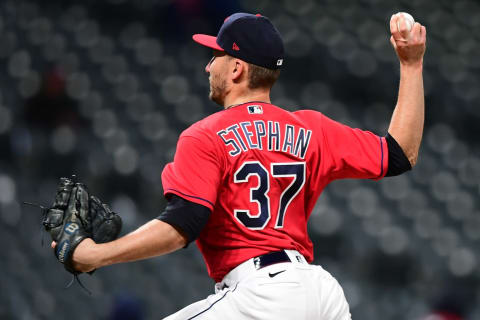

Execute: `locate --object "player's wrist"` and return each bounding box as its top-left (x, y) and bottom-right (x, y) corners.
top-left (72, 238), bottom-right (100, 272)
top-left (399, 59), bottom-right (423, 70)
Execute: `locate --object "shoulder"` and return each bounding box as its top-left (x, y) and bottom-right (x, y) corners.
top-left (291, 109), bottom-right (327, 127)
top-left (293, 109), bottom-right (324, 119)
top-left (180, 110), bottom-right (225, 139)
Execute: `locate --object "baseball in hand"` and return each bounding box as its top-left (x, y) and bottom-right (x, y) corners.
top-left (397, 12), bottom-right (415, 33)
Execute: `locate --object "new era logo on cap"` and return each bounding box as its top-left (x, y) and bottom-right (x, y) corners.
top-left (233, 42), bottom-right (240, 51)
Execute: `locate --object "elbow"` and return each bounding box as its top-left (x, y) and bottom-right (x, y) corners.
top-left (406, 141), bottom-right (422, 168)
top-left (409, 154), bottom-right (418, 168)
top-left (395, 138), bottom-right (420, 168)
top-left (407, 148), bottom-right (419, 168)
top-left (385, 133), bottom-right (418, 174)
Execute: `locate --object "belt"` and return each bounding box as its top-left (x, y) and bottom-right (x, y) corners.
top-left (253, 250), bottom-right (291, 270)
top-left (218, 250), bottom-right (307, 287)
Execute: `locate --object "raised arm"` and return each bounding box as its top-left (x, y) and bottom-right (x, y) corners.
top-left (387, 13), bottom-right (427, 167)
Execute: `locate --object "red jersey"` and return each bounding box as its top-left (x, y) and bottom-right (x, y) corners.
top-left (162, 102), bottom-right (388, 282)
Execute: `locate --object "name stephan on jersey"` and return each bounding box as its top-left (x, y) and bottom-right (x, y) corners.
top-left (217, 121), bottom-right (312, 159)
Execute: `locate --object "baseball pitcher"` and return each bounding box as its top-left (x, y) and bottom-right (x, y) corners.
top-left (47, 12), bottom-right (426, 319)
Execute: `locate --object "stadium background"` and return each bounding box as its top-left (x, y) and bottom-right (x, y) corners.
top-left (0, 0), bottom-right (479, 319)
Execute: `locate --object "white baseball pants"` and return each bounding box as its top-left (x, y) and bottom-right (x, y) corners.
top-left (163, 250), bottom-right (352, 320)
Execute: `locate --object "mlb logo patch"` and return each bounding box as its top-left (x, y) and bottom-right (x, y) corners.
top-left (247, 105), bottom-right (263, 114)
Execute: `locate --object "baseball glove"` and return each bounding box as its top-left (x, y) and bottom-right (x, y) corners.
top-left (42, 177), bottom-right (122, 274)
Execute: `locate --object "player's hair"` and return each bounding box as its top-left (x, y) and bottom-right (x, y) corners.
top-left (247, 63), bottom-right (281, 90)
top-left (225, 55), bottom-right (280, 89)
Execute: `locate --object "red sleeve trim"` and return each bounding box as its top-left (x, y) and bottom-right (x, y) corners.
top-left (165, 188), bottom-right (214, 211)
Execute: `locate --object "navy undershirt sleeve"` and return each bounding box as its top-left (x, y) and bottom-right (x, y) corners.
top-left (385, 133), bottom-right (412, 177)
top-left (157, 195), bottom-right (211, 246)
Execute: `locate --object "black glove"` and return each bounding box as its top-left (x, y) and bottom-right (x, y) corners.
top-left (89, 196), bottom-right (122, 243)
top-left (43, 177), bottom-right (122, 274)
top-left (43, 177), bottom-right (91, 274)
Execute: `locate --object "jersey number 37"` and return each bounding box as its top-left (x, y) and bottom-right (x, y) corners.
top-left (233, 161), bottom-right (306, 230)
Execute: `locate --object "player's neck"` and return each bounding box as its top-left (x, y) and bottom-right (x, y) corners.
top-left (223, 90), bottom-right (271, 109)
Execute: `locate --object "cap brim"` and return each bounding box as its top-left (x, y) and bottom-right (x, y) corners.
top-left (192, 34), bottom-right (224, 51)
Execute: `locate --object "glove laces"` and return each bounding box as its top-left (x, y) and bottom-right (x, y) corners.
top-left (22, 201), bottom-right (48, 246)
top-left (66, 273), bottom-right (92, 295)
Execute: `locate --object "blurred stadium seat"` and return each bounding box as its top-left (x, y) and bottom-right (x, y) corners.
top-left (0, 0), bottom-right (478, 319)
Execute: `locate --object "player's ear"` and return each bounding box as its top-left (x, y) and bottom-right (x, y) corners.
top-left (231, 59), bottom-right (246, 83)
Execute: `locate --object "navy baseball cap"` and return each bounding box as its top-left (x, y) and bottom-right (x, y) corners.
top-left (193, 13), bottom-right (284, 70)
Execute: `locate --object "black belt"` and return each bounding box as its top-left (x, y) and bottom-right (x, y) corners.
top-left (221, 251), bottom-right (294, 290)
top-left (253, 251), bottom-right (291, 270)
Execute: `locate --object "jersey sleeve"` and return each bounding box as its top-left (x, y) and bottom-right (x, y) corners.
top-left (318, 112), bottom-right (388, 181)
top-left (161, 126), bottom-right (223, 211)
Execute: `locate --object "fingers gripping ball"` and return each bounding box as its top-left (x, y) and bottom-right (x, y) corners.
top-left (44, 178), bottom-right (91, 274)
top-left (389, 12), bottom-right (426, 65)
top-left (397, 12), bottom-right (414, 33)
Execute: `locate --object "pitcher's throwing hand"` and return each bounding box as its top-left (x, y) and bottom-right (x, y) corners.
top-left (390, 12), bottom-right (427, 65)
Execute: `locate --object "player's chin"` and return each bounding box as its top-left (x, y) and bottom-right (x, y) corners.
top-left (209, 91), bottom-right (224, 107)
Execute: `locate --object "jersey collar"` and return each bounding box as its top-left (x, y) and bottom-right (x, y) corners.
top-left (225, 101), bottom-right (270, 110)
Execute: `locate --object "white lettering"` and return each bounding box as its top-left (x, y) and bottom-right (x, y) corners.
top-left (218, 121), bottom-right (311, 159)
top-left (65, 223), bottom-right (79, 234)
